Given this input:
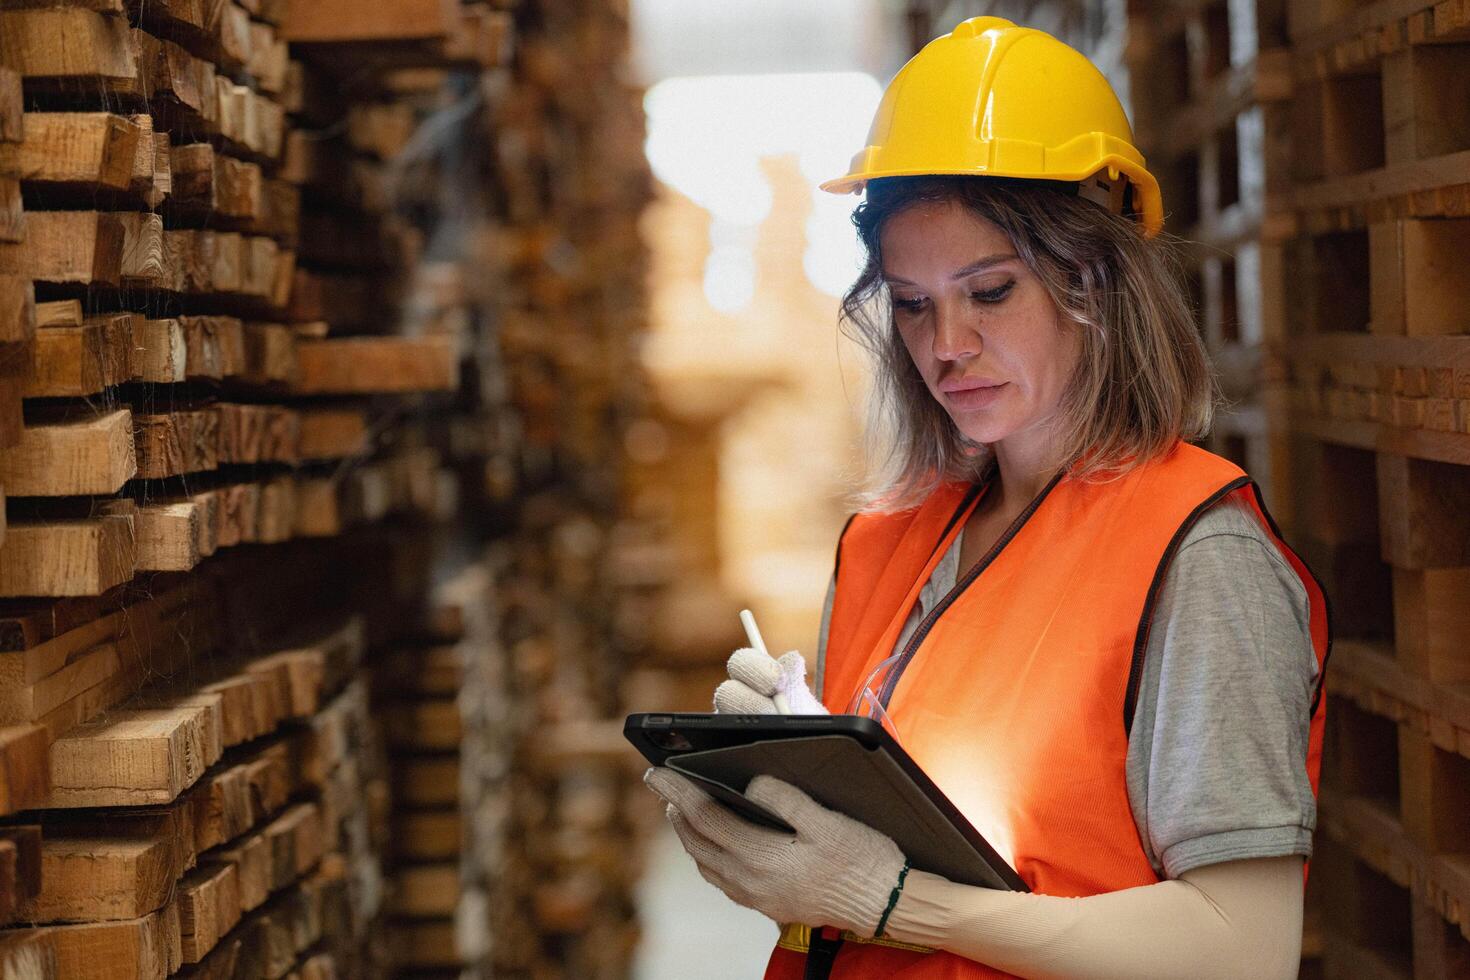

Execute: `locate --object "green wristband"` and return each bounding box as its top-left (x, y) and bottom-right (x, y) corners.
top-left (873, 857), bottom-right (912, 939)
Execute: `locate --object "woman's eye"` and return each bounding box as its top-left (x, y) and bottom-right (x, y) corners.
top-left (971, 281), bottom-right (1015, 303)
top-left (892, 297), bottom-right (926, 313)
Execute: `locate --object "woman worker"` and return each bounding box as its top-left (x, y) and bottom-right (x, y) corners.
top-left (643, 16), bottom-right (1330, 980)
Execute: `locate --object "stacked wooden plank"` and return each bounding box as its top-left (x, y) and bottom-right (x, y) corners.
top-left (277, 0), bottom-right (654, 976)
top-left (479, 0), bottom-right (654, 960)
top-left (0, 48), bottom-right (34, 541)
top-left (1126, 0), bottom-right (1295, 517)
top-left (0, 616), bottom-right (389, 980)
top-left (377, 564), bottom-right (508, 974)
top-left (0, 0), bottom-right (464, 975)
top-left (1273, 0), bottom-right (1470, 975)
top-left (0, 0), bottom-right (657, 974)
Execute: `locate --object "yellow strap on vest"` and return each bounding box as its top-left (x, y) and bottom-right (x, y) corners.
top-left (777, 922), bottom-right (936, 955)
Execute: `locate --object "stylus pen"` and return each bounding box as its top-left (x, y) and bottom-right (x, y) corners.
top-left (739, 608), bottom-right (790, 714)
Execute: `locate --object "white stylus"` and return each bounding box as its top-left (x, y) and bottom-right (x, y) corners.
top-left (739, 608), bottom-right (790, 714)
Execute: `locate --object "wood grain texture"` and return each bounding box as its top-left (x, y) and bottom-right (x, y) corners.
top-left (0, 8), bottom-right (138, 81)
top-left (21, 832), bottom-right (180, 922)
top-left (0, 408), bottom-right (136, 496)
top-left (0, 113), bottom-right (142, 191)
top-left (0, 274), bottom-right (35, 346)
top-left (0, 513), bottom-right (135, 597)
top-left (47, 696), bottom-right (223, 807)
top-left (0, 211), bottom-right (126, 286)
top-left (27, 314), bottom-right (137, 397)
top-left (134, 409), bottom-right (219, 479)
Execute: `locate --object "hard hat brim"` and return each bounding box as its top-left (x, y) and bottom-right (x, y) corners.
top-left (819, 164), bottom-right (1165, 239)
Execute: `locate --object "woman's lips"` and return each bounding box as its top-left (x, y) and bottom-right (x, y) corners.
top-left (943, 381), bottom-right (1008, 410)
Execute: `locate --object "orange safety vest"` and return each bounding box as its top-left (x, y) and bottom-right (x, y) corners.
top-left (763, 441), bottom-right (1330, 979)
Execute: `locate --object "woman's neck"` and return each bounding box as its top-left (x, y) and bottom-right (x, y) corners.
top-left (987, 432), bottom-right (1063, 511)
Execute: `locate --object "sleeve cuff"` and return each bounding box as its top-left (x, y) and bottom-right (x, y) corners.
top-left (1160, 824), bottom-right (1315, 879)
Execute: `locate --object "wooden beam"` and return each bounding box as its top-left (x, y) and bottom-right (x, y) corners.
top-left (291, 336), bottom-right (456, 394)
top-left (216, 403), bottom-right (298, 464)
top-left (134, 409), bottom-right (219, 479)
top-left (280, 0), bottom-right (460, 43)
top-left (180, 315), bottom-right (245, 379)
top-left (0, 642), bottom-right (121, 725)
top-left (296, 408), bottom-right (367, 459)
top-left (135, 500), bottom-right (203, 573)
top-left (241, 322), bottom-right (295, 384)
top-left (0, 113), bottom-right (142, 192)
top-left (0, 514), bottom-right (135, 597)
top-left (0, 8), bottom-right (137, 82)
top-left (178, 861), bottom-right (240, 964)
top-left (170, 142), bottom-right (264, 220)
top-left (0, 408), bottom-right (136, 496)
top-left (27, 313), bottom-right (137, 397)
top-left (0, 211), bottom-right (126, 286)
top-left (0, 725), bottom-right (47, 815)
top-left (0, 274), bottom-right (34, 346)
top-left (0, 825), bottom-right (41, 924)
top-left (47, 696), bottom-right (222, 807)
top-left (18, 901), bottom-right (183, 979)
top-left (390, 863), bottom-right (456, 918)
top-left (132, 318), bottom-right (187, 384)
top-left (0, 175), bottom-right (18, 245)
top-left (0, 68), bottom-right (19, 145)
top-left (117, 211), bottom-right (166, 287)
top-left (21, 833), bottom-right (180, 922)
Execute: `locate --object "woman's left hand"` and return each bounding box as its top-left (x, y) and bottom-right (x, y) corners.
top-left (643, 766), bottom-right (906, 936)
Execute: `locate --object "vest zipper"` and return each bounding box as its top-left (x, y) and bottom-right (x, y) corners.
top-left (877, 469), bottom-right (1068, 708)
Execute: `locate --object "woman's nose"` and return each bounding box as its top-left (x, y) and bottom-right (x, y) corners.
top-left (931, 303), bottom-right (982, 361)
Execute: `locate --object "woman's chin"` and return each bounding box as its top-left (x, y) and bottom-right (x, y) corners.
top-left (950, 419), bottom-right (1014, 446)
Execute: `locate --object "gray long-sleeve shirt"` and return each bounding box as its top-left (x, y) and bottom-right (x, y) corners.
top-left (814, 492), bottom-right (1319, 880)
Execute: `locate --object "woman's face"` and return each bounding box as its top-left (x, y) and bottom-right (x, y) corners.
top-left (879, 200), bottom-right (1080, 453)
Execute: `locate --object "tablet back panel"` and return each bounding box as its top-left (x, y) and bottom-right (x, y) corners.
top-left (672, 735), bottom-right (1015, 889)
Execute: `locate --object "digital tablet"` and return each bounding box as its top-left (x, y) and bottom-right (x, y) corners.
top-left (626, 712), bottom-right (1028, 891)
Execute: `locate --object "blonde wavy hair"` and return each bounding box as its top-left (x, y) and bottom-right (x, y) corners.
top-left (841, 175), bottom-right (1218, 511)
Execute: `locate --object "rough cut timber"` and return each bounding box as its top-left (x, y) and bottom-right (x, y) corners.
top-left (134, 500), bottom-right (204, 573)
top-left (0, 641), bottom-right (121, 726)
top-left (131, 317), bottom-right (187, 384)
top-left (292, 336), bottom-right (456, 394)
top-left (0, 513), bottom-right (135, 597)
top-left (21, 900), bottom-right (183, 979)
top-left (134, 409), bottom-right (220, 479)
top-left (281, 0), bottom-right (462, 43)
top-left (169, 142), bottom-right (265, 220)
top-left (20, 832), bottom-right (181, 922)
top-left (0, 8), bottom-right (138, 83)
top-left (0, 824), bottom-right (41, 924)
top-left (0, 211), bottom-right (126, 287)
top-left (0, 112), bottom-right (142, 192)
top-left (297, 408), bottom-right (368, 459)
top-left (27, 314), bottom-right (137, 397)
top-left (0, 68), bottom-right (18, 146)
top-left (0, 275), bottom-right (33, 346)
top-left (0, 408), bottom-right (136, 496)
top-left (0, 725), bottom-right (47, 815)
top-left (116, 211), bottom-right (166, 286)
top-left (47, 696), bottom-right (223, 807)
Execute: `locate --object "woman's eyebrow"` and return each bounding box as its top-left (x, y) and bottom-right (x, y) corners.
top-left (881, 254), bottom-right (1019, 286)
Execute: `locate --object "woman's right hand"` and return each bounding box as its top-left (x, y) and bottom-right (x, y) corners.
top-left (713, 648), bottom-right (829, 715)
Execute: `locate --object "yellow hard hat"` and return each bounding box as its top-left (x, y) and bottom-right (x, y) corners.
top-left (822, 16), bottom-right (1164, 238)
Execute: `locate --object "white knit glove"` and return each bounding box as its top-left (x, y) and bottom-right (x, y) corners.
top-left (644, 766), bottom-right (907, 936)
top-left (712, 648), bottom-right (829, 715)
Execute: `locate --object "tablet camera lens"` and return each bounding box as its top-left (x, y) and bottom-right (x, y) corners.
top-left (650, 730), bottom-right (694, 751)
